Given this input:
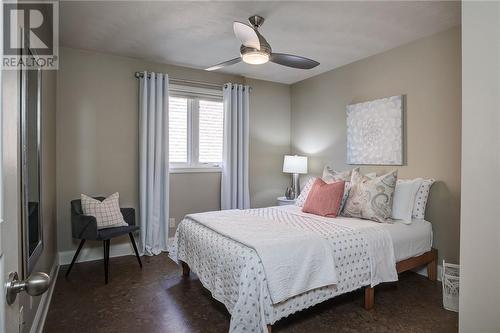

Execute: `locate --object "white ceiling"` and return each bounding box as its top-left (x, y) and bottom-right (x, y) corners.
top-left (60, 1), bottom-right (460, 84)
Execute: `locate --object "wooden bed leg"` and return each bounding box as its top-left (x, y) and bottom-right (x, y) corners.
top-left (267, 325), bottom-right (272, 333)
top-left (181, 261), bottom-right (190, 277)
top-left (427, 248), bottom-right (438, 281)
top-left (364, 286), bottom-right (374, 310)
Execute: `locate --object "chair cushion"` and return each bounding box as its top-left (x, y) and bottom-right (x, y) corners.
top-left (97, 225), bottom-right (139, 240)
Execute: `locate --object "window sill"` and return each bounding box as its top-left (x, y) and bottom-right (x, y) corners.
top-left (170, 167), bottom-right (222, 174)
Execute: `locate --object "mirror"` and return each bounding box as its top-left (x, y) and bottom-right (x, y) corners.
top-left (21, 50), bottom-right (43, 276)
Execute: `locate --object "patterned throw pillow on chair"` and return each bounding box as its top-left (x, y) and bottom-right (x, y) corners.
top-left (81, 192), bottom-right (128, 229)
top-left (342, 169), bottom-right (398, 222)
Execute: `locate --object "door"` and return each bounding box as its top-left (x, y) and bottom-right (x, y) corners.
top-left (1, 0), bottom-right (23, 326)
top-left (1, 24), bottom-right (50, 333)
top-left (1, 49), bottom-right (24, 333)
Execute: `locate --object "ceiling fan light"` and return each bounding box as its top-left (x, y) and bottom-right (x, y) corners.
top-left (241, 51), bottom-right (269, 65)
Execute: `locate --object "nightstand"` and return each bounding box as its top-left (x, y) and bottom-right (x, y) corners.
top-left (277, 196), bottom-right (296, 206)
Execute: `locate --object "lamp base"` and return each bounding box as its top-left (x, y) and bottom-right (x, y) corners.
top-left (292, 173), bottom-right (300, 199)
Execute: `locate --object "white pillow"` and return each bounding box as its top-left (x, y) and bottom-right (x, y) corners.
top-left (392, 178), bottom-right (423, 223)
top-left (412, 179), bottom-right (435, 219)
top-left (295, 177), bottom-right (316, 207)
top-left (81, 192), bottom-right (128, 229)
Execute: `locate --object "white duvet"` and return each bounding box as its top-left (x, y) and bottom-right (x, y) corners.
top-left (169, 206), bottom-right (398, 333)
top-left (186, 210), bottom-right (338, 304)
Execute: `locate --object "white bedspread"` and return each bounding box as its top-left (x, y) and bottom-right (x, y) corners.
top-left (169, 206), bottom-right (398, 333)
top-left (186, 210), bottom-right (338, 304)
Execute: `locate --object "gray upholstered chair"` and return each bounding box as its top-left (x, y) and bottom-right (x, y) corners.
top-left (66, 197), bottom-right (142, 284)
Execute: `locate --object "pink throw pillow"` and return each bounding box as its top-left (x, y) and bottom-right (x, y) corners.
top-left (302, 178), bottom-right (345, 217)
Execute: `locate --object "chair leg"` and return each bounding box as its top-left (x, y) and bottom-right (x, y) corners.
top-left (128, 232), bottom-right (142, 268)
top-left (65, 239), bottom-right (86, 278)
top-left (104, 240), bottom-right (110, 284)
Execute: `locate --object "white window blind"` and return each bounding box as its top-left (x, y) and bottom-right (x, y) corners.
top-left (168, 94), bottom-right (223, 170)
top-left (199, 100), bottom-right (223, 163)
top-left (169, 97), bottom-right (188, 163)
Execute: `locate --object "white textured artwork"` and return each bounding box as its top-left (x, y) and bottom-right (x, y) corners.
top-left (347, 95), bottom-right (403, 165)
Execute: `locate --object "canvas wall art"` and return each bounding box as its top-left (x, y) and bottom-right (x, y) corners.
top-left (346, 95), bottom-right (403, 165)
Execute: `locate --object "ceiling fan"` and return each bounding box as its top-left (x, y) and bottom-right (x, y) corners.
top-left (205, 15), bottom-right (320, 71)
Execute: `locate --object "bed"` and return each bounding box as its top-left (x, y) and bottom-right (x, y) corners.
top-left (169, 205), bottom-right (436, 333)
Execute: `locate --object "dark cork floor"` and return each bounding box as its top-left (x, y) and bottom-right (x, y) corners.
top-left (44, 253), bottom-right (458, 333)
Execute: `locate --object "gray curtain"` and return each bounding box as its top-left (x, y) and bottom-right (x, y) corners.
top-left (221, 83), bottom-right (250, 210)
top-left (139, 71), bottom-right (169, 255)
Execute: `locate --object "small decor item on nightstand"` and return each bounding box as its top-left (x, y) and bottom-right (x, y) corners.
top-left (283, 155), bottom-right (308, 199)
top-left (285, 187), bottom-right (295, 200)
top-left (442, 260), bottom-right (459, 312)
top-left (277, 196), bottom-right (296, 206)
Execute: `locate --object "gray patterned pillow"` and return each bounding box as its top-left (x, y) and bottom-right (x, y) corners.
top-left (322, 166), bottom-right (360, 182)
top-left (323, 166), bottom-right (377, 213)
top-left (342, 169), bottom-right (398, 222)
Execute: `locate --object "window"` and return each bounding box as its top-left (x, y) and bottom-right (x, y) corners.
top-left (168, 94), bottom-right (224, 171)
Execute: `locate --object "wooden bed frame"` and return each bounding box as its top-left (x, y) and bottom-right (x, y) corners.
top-left (181, 248), bottom-right (438, 333)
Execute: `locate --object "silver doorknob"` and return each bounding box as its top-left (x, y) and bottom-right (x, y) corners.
top-left (5, 271), bottom-right (50, 305)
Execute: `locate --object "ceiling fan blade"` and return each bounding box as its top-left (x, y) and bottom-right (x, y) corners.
top-left (233, 21), bottom-right (260, 50)
top-left (270, 53), bottom-right (320, 69)
top-left (205, 57), bottom-right (241, 71)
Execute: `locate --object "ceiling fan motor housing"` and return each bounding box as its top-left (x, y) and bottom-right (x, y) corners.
top-left (240, 31), bottom-right (272, 56)
top-left (248, 15), bottom-right (265, 28)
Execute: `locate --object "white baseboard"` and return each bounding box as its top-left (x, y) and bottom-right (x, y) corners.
top-left (58, 242), bottom-right (134, 266)
top-left (30, 256), bottom-right (59, 333)
top-left (413, 264), bottom-right (443, 282)
top-left (59, 237), bottom-right (175, 266)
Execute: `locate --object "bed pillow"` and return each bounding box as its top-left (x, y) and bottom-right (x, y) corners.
top-left (342, 169), bottom-right (398, 222)
top-left (295, 177), bottom-right (316, 207)
top-left (322, 166), bottom-right (376, 212)
top-left (322, 166), bottom-right (359, 182)
top-left (412, 179), bottom-right (435, 219)
top-left (81, 192), bottom-right (128, 229)
top-left (323, 166), bottom-right (376, 182)
top-left (302, 179), bottom-right (345, 217)
top-left (392, 178), bottom-right (423, 223)
top-left (295, 168), bottom-right (377, 209)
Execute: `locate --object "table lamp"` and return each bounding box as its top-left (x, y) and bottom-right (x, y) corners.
top-left (283, 155), bottom-right (308, 199)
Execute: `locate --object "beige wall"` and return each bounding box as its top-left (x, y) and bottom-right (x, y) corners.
top-left (56, 47), bottom-right (291, 253)
top-left (169, 172), bottom-right (221, 221)
top-left (460, 2), bottom-right (500, 331)
top-left (247, 78), bottom-right (291, 208)
top-left (290, 27), bottom-right (461, 263)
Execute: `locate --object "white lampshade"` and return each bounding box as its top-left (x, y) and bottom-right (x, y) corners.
top-left (283, 155), bottom-right (308, 174)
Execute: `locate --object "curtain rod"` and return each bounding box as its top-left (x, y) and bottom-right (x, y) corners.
top-left (134, 71), bottom-right (252, 92)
